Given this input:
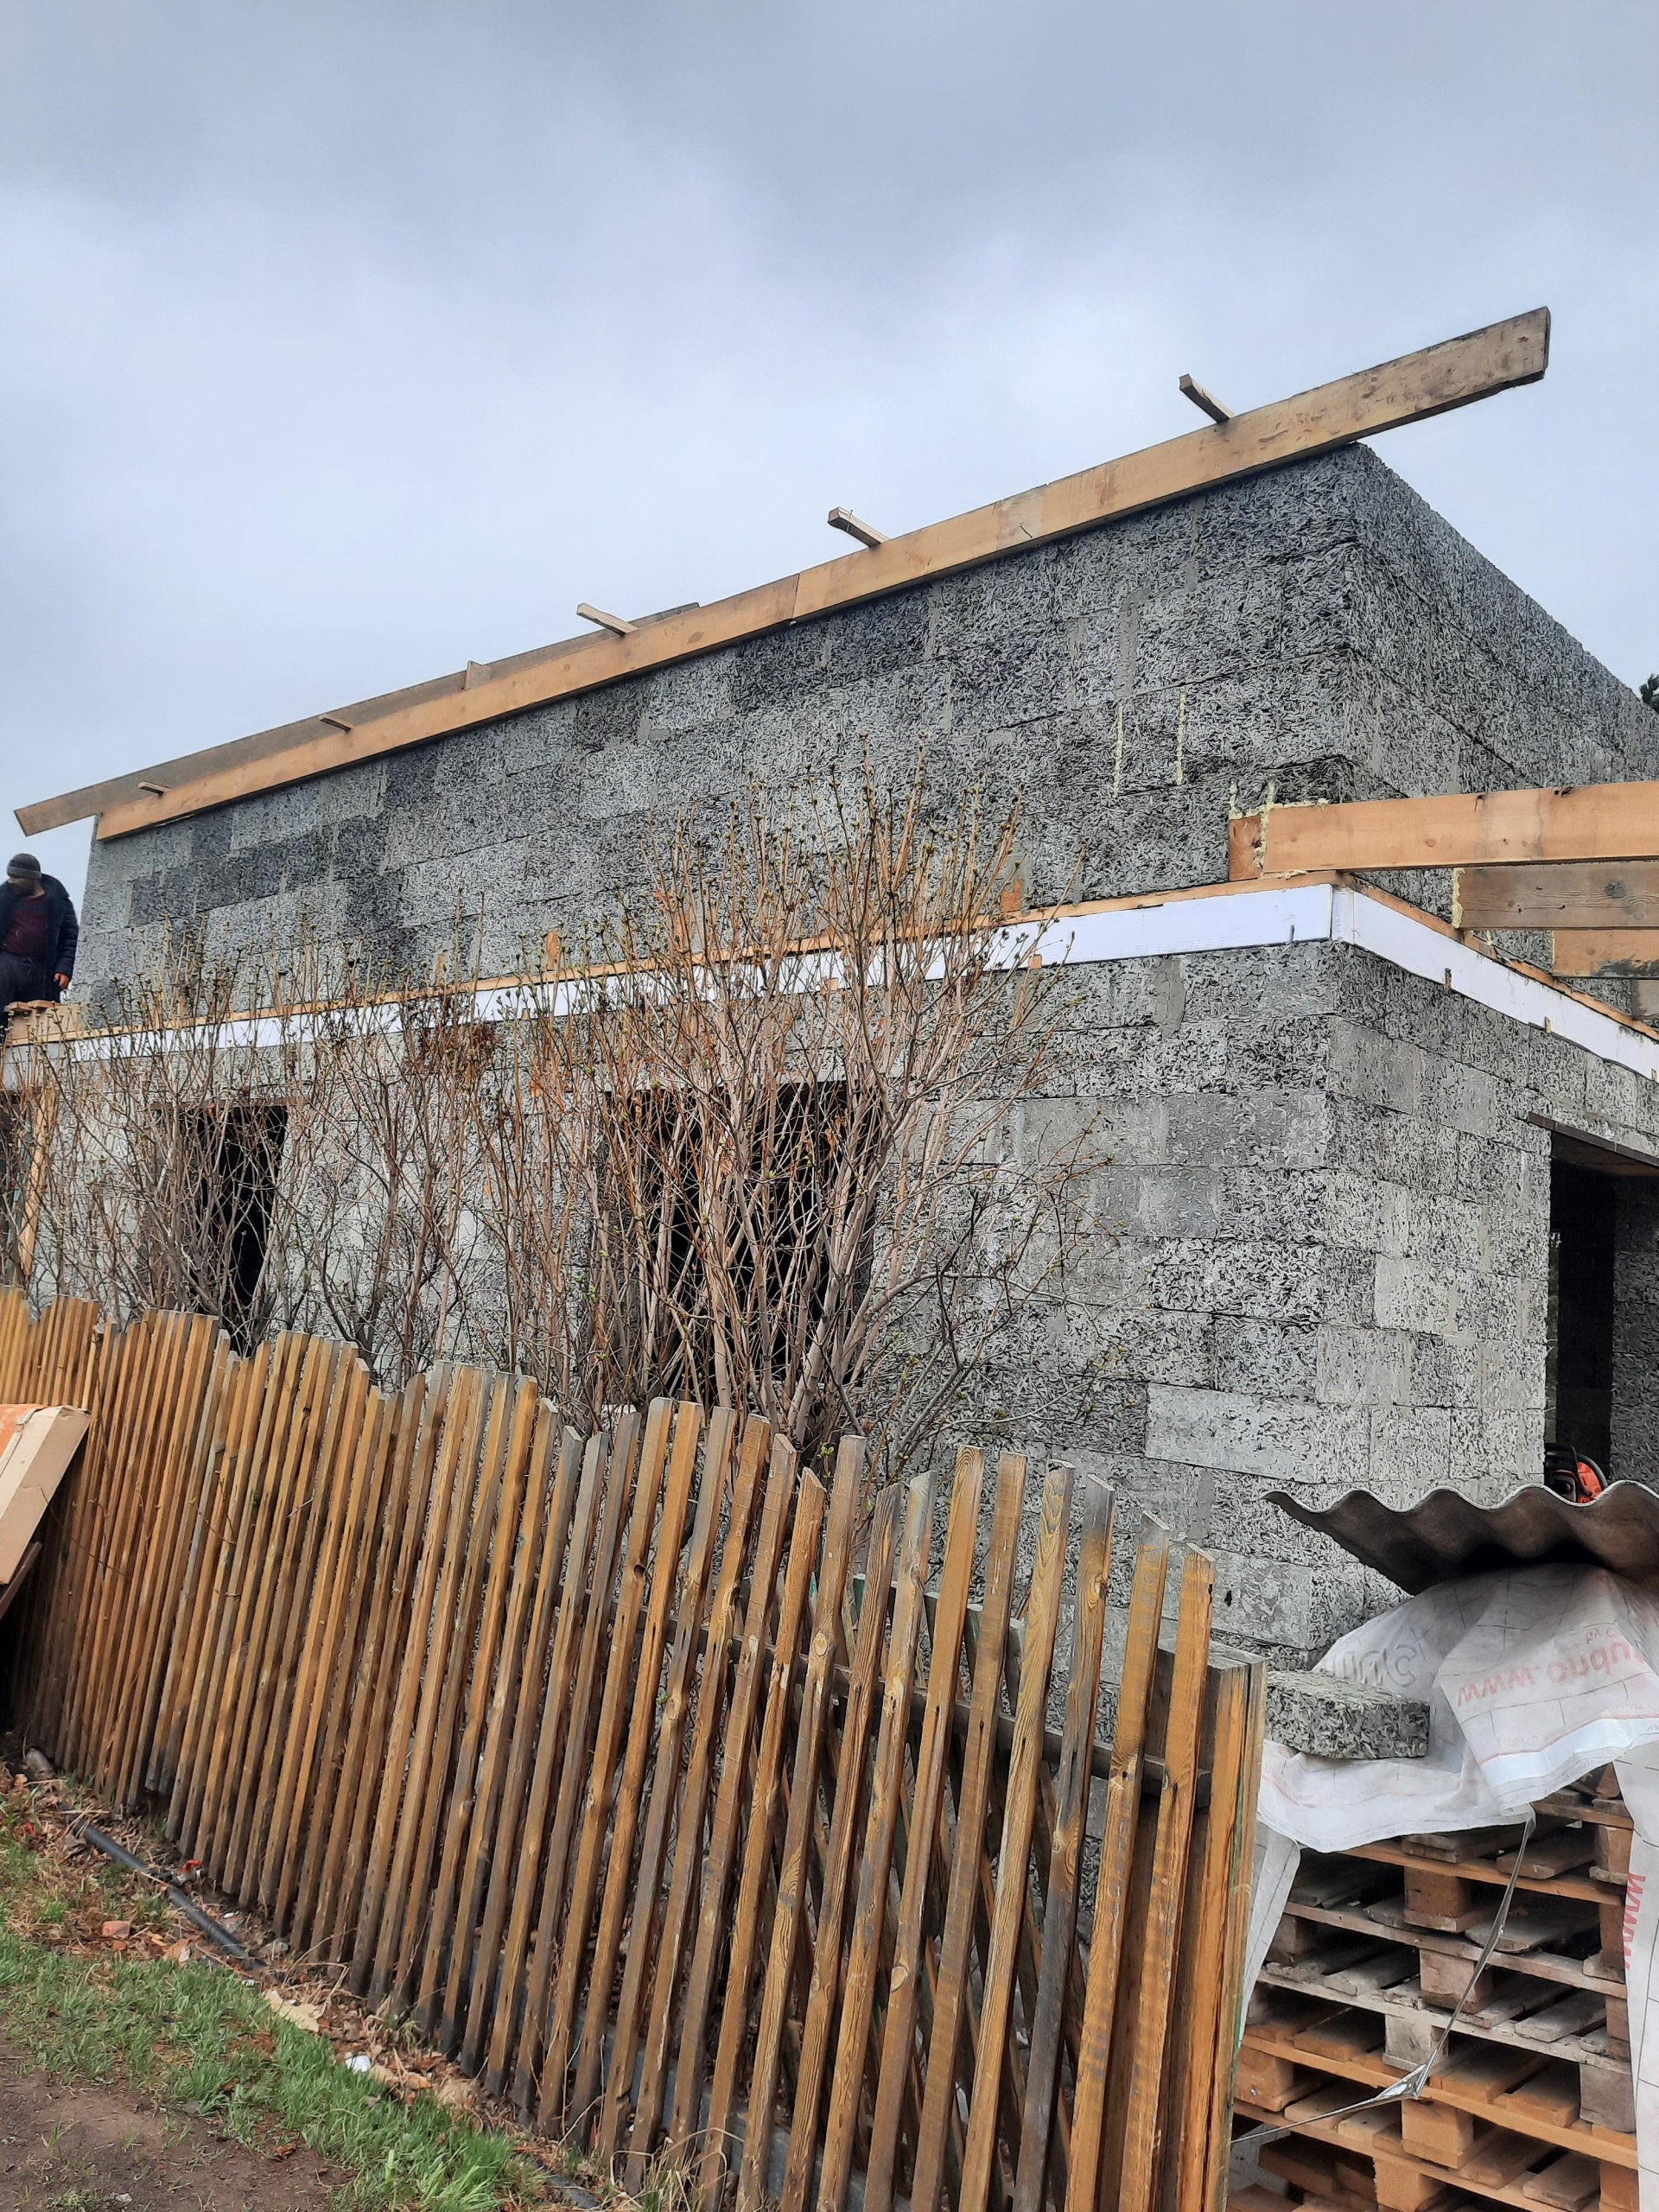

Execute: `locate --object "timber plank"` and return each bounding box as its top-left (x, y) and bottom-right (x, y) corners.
top-left (1457, 861), bottom-right (1659, 931)
top-left (54, 310), bottom-right (1548, 842)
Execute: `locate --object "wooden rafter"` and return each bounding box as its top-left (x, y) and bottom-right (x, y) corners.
top-left (21, 307), bottom-right (1550, 842)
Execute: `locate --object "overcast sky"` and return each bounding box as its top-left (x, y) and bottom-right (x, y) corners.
top-left (3, 3), bottom-right (1656, 906)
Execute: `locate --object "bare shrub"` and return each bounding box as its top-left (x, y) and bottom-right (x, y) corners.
top-left (4, 758), bottom-right (1102, 1471)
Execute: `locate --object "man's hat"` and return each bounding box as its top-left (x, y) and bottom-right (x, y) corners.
top-left (6, 854), bottom-right (42, 878)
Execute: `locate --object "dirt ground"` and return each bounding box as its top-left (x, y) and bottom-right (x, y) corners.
top-left (0, 2040), bottom-right (339, 2211)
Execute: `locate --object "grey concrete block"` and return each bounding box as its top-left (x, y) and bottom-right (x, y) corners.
top-left (1265, 1669), bottom-right (1431, 1759)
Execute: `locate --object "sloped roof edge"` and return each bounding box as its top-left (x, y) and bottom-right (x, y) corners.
top-left (18, 308), bottom-right (1549, 844)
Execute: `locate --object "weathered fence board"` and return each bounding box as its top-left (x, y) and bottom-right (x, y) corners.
top-left (0, 1288), bottom-right (1264, 2212)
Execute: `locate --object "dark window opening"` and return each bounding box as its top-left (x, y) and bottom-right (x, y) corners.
top-left (1546, 1160), bottom-right (1617, 1476)
top-left (178, 1100), bottom-right (287, 1350)
top-left (613, 1080), bottom-right (857, 1402)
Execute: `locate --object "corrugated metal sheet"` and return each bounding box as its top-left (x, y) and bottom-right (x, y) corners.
top-left (1268, 1479), bottom-right (1659, 1595)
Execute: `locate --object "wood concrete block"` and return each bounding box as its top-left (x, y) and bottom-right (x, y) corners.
top-left (0, 1404), bottom-right (88, 1582)
top-left (1400, 2099), bottom-right (1477, 2168)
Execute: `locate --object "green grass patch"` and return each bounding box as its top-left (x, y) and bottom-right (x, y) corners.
top-left (0, 1798), bottom-right (545, 2210)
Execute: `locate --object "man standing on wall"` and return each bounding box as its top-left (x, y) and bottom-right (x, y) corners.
top-left (0, 854), bottom-right (77, 1020)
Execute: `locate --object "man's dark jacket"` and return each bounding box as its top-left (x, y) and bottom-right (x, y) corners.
top-left (0, 874), bottom-right (78, 995)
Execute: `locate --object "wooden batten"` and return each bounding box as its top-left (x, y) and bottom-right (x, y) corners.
top-left (20, 308), bottom-right (1549, 842)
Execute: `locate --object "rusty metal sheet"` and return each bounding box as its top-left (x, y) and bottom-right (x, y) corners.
top-left (1268, 1479), bottom-right (1659, 1595)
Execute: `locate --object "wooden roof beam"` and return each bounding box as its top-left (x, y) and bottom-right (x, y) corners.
top-left (21, 306), bottom-right (1550, 842)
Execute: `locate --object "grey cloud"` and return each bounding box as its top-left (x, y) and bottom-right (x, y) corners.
top-left (3, 1), bottom-right (1656, 905)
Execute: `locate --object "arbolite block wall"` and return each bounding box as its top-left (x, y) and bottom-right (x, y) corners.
top-left (67, 441), bottom-right (1659, 1666)
top-left (77, 443), bottom-right (1659, 1001)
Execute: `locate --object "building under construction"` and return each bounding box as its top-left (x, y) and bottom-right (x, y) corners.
top-left (21, 303), bottom-right (1659, 1669)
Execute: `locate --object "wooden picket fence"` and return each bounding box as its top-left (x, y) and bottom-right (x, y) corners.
top-left (0, 1289), bottom-right (1265, 2212)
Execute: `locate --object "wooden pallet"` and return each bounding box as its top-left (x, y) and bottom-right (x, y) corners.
top-left (1231, 1781), bottom-right (1638, 2212)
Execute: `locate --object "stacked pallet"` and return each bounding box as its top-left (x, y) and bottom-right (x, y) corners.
top-left (1231, 1771), bottom-right (1638, 2212)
